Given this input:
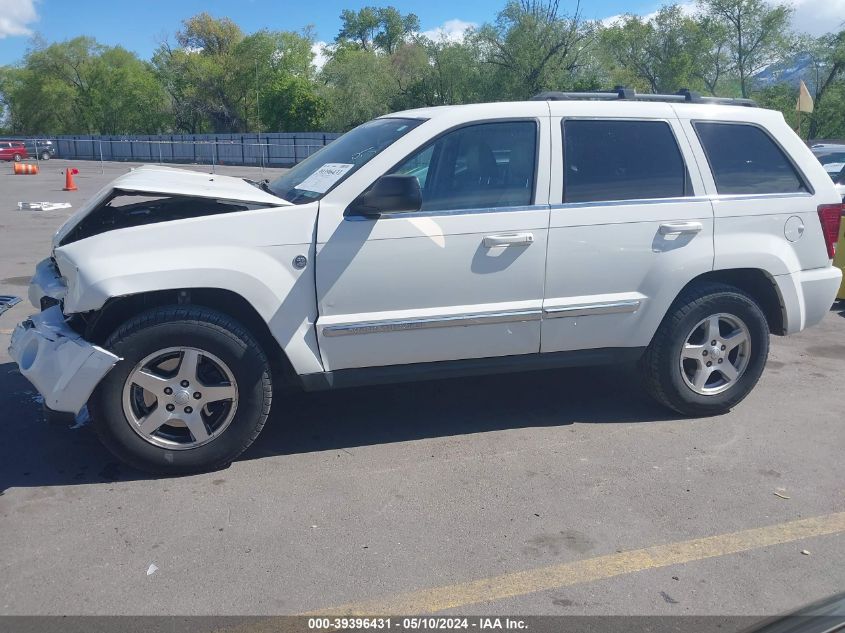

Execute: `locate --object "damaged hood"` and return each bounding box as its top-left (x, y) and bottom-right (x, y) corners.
top-left (53, 165), bottom-right (290, 247)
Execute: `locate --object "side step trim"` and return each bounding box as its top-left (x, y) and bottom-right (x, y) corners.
top-left (299, 347), bottom-right (646, 391)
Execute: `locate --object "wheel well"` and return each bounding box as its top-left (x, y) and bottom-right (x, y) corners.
top-left (680, 269), bottom-right (786, 335)
top-left (83, 288), bottom-right (295, 382)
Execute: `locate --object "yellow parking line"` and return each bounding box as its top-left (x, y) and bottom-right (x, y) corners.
top-left (306, 511), bottom-right (845, 615)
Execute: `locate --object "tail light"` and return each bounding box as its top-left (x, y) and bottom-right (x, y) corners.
top-left (817, 204), bottom-right (843, 259)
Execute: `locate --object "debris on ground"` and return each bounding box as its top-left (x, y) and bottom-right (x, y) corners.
top-left (69, 406), bottom-right (91, 430)
top-left (17, 202), bottom-right (72, 211)
top-left (773, 491), bottom-right (791, 499)
top-left (146, 563), bottom-right (158, 576)
top-left (0, 295), bottom-right (22, 316)
top-left (801, 549), bottom-right (811, 555)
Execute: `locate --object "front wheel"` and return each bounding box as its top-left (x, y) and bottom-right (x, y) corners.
top-left (90, 306), bottom-right (273, 474)
top-left (13, 153), bottom-right (22, 162)
top-left (40, 151), bottom-right (51, 161)
top-left (640, 283), bottom-right (769, 416)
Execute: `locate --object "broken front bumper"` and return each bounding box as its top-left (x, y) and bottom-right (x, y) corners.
top-left (9, 306), bottom-right (120, 414)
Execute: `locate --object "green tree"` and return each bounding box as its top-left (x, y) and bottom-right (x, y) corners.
top-left (803, 30), bottom-right (845, 139)
top-left (0, 37), bottom-right (168, 134)
top-left (153, 14), bottom-right (322, 133)
top-left (338, 7), bottom-right (381, 51)
top-left (698, 0), bottom-right (793, 98)
top-left (599, 6), bottom-right (709, 94)
top-left (693, 16), bottom-right (733, 95)
top-left (476, 0), bottom-right (594, 100)
top-left (374, 7), bottom-right (420, 54)
top-left (336, 6), bottom-right (419, 54)
top-left (319, 47), bottom-right (396, 130)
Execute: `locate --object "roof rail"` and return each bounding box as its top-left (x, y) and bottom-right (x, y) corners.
top-left (530, 86), bottom-right (757, 107)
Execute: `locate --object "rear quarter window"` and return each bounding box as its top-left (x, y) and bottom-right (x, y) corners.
top-left (563, 119), bottom-right (691, 203)
top-left (694, 122), bottom-right (807, 195)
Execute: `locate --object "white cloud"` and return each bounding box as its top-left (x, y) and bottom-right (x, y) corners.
top-left (789, 0), bottom-right (845, 35)
top-left (0, 0), bottom-right (38, 38)
top-left (600, 0), bottom-right (845, 35)
top-left (601, 2), bottom-right (697, 27)
top-left (420, 19), bottom-right (477, 43)
top-left (311, 41), bottom-right (329, 71)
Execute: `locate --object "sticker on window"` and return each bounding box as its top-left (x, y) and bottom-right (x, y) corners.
top-left (824, 162), bottom-right (844, 173)
top-left (295, 163), bottom-right (355, 194)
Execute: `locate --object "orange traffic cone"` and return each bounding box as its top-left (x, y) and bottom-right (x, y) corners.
top-left (63, 167), bottom-right (79, 191)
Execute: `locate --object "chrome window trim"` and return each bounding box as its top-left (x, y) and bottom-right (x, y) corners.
top-left (550, 196), bottom-right (710, 210)
top-left (370, 203), bottom-right (549, 219)
top-left (321, 309), bottom-right (542, 337)
top-left (709, 192), bottom-right (815, 202)
top-left (543, 300), bottom-right (642, 318)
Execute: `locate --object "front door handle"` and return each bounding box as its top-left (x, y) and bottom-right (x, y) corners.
top-left (659, 221), bottom-right (703, 235)
top-left (483, 232), bottom-right (535, 248)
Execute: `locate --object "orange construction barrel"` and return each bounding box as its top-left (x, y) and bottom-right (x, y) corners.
top-left (13, 163), bottom-right (39, 175)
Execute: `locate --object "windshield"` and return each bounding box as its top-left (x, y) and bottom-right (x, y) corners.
top-left (268, 117), bottom-right (425, 204)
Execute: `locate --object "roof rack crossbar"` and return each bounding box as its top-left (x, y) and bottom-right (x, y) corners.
top-left (530, 87), bottom-right (757, 107)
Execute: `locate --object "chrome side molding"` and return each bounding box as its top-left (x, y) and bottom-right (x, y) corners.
top-left (543, 299), bottom-right (641, 318)
top-left (322, 309), bottom-right (542, 337)
top-left (322, 300), bottom-right (642, 337)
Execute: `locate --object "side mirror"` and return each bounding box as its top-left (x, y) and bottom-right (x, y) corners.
top-left (346, 175), bottom-right (422, 217)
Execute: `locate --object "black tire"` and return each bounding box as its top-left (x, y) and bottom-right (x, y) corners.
top-left (41, 151), bottom-right (51, 161)
top-left (13, 153), bottom-right (22, 162)
top-left (89, 306), bottom-right (272, 475)
top-left (640, 283), bottom-right (769, 416)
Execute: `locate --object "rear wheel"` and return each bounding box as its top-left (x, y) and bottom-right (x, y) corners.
top-left (90, 306), bottom-right (272, 474)
top-left (13, 153), bottom-right (22, 162)
top-left (40, 151), bottom-right (51, 161)
top-left (640, 283), bottom-right (769, 416)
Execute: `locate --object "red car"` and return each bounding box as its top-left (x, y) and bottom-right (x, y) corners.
top-left (0, 141), bottom-right (29, 162)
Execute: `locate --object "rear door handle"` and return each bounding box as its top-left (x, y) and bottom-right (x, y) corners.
top-left (483, 232), bottom-right (535, 248)
top-left (659, 221), bottom-right (703, 235)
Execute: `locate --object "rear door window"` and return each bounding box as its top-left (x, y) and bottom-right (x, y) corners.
top-left (694, 122), bottom-right (806, 195)
top-left (563, 119), bottom-right (690, 203)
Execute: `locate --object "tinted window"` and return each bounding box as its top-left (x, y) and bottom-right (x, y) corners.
top-left (694, 122), bottom-right (806, 195)
top-left (563, 119), bottom-right (689, 203)
top-left (392, 121), bottom-right (537, 211)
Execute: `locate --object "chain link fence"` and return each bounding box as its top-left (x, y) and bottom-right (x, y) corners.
top-left (6, 133), bottom-right (342, 173)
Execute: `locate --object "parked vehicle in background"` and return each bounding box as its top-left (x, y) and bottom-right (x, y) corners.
top-left (812, 144), bottom-right (845, 182)
top-left (9, 90), bottom-right (844, 474)
top-left (0, 141), bottom-right (28, 162)
top-left (22, 139), bottom-right (57, 160)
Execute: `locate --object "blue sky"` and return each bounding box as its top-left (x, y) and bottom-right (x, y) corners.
top-left (1, 0), bottom-right (842, 66)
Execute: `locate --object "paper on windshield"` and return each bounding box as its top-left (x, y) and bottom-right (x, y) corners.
top-left (824, 162), bottom-right (844, 173)
top-left (296, 163), bottom-right (354, 193)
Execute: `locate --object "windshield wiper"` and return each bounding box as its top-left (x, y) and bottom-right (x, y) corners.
top-left (243, 178), bottom-right (279, 196)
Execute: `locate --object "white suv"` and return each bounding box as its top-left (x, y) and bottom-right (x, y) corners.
top-left (10, 90), bottom-right (843, 474)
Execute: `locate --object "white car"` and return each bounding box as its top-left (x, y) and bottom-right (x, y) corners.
top-left (10, 90), bottom-right (843, 474)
